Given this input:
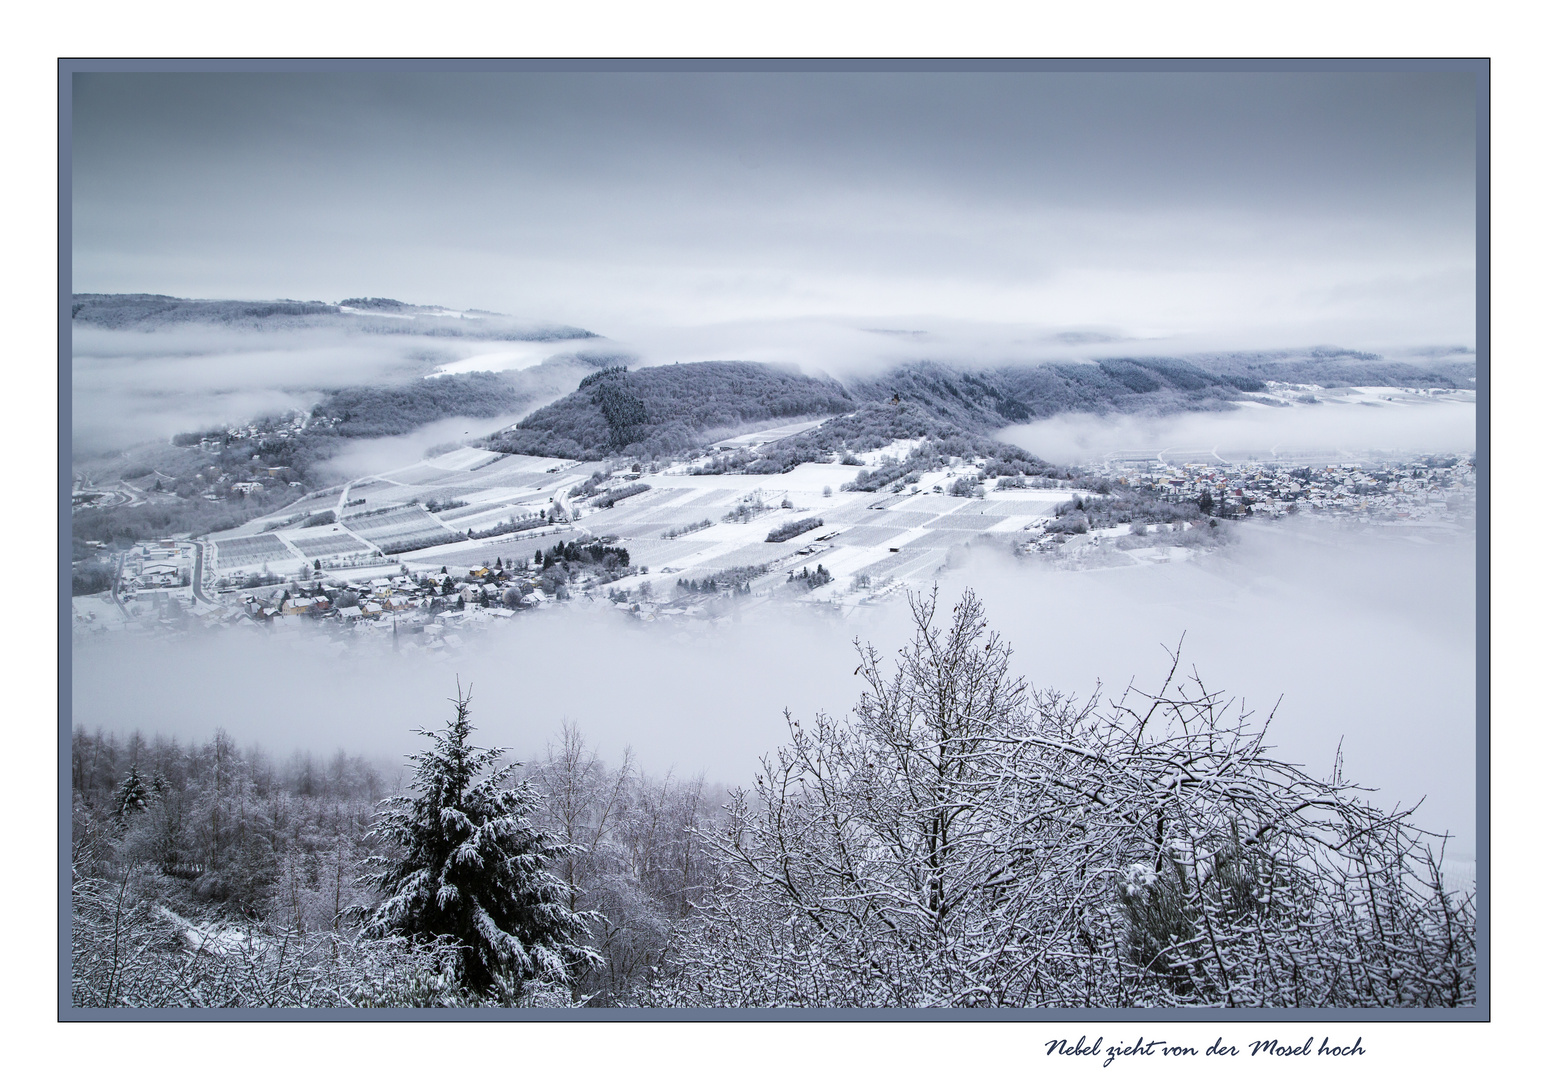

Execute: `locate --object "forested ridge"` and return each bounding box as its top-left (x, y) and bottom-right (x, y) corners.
top-left (484, 361), bottom-right (857, 460)
top-left (71, 590), bottom-right (1474, 1010)
top-left (845, 357), bottom-right (1262, 427)
top-left (485, 350), bottom-right (1475, 469)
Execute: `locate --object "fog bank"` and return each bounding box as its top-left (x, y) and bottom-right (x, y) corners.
top-left (311, 411), bottom-right (534, 482)
top-left (941, 520), bottom-right (1476, 851)
top-left (1002, 399), bottom-right (1477, 465)
top-left (70, 324), bottom-right (447, 455)
top-left (72, 515), bottom-right (1475, 853)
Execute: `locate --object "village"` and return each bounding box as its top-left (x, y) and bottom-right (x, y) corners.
top-left (1094, 452), bottom-right (1476, 524)
top-left (70, 404), bottom-right (1476, 645)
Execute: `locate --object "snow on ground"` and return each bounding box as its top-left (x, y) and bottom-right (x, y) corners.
top-left (417, 446), bottom-right (502, 470)
top-left (72, 595), bottom-right (130, 632)
top-left (204, 439), bottom-right (1091, 603)
top-left (709, 418), bottom-right (829, 449)
top-left (337, 305), bottom-right (413, 320)
top-left (425, 342), bottom-right (563, 376)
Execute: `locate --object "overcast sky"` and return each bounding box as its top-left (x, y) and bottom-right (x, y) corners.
top-left (72, 69), bottom-right (1477, 357)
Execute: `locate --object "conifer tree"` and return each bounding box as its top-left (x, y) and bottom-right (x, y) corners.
top-left (356, 687), bottom-right (599, 999)
top-left (110, 764), bottom-right (150, 825)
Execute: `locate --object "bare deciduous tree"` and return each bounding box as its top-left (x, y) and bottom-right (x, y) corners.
top-left (651, 587), bottom-right (1474, 1008)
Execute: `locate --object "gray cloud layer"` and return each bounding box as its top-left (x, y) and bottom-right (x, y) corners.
top-left (72, 70), bottom-right (1476, 352)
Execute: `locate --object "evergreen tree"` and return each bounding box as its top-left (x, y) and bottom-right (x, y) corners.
top-left (356, 688), bottom-right (599, 999)
top-left (110, 764), bottom-right (150, 825)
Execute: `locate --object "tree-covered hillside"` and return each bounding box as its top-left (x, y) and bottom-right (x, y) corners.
top-left (1185, 349), bottom-right (1476, 390)
top-left (744, 400), bottom-right (1056, 476)
top-left (845, 358), bottom-right (1257, 428)
top-left (486, 347), bottom-right (1477, 470)
top-left (484, 362), bottom-right (857, 460)
top-left (842, 352), bottom-right (1474, 431)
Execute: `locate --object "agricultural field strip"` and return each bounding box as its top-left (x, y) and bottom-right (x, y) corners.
top-left (695, 543), bottom-right (786, 571)
top-left (437, 503), bottom-right (503, 523)
top-left (818, 507), bottom-right (895, 526)
top-left (345, 505), bottom-right (453, 533)
top-left (406, 529), bottom-right (593, 568)
top-left (612, 539), bottom-right (717, 568)
top-left (344, 507), bottom-right (459, 550)
top-left (288, 533), bottom-right (371, 558)
top-left (612, 522), bottom-right (686, 539)
top-left (434, 501), bottom-right (547, 531)
top-left (899, 533), bottom-right (959, 550)
top-left (379, 465), bottom-right (454, 486)
top-left (210, 533), bottom-right (294, 566)
top-left (855, 549), bottom-right (942, 580)
top-left (414, 447), bottom-right (498, 471)
top-left (674, 488), bottom-right (739, 509)
top-left (583, 492), bottom-right (677, 521)
top-left (927, 522), bottom-right (1010, 535)
top-left (829, 526), bottom-right (913, 548)
top-left (856, 510), bottom-right (941, 529)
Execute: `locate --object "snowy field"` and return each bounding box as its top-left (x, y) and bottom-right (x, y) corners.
top-left (425, 341), bottom-right (568, 377)
top-left (208, 426), bottom-right (1090, 595)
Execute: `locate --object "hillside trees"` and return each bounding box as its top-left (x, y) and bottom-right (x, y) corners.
top-left (70, 718), bottom-right (721, 1008)
top-left (487, 361), bottom-right (856, 460)
top-left (650, 588), bottom-right (1475, 1008)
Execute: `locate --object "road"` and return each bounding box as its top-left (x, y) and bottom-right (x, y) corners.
top-left (110, 552), bottom-right (130, 617)
top-left (190, 540), bottom-right (213, 604)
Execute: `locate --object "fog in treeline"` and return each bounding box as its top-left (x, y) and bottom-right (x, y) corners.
top-left (71, 315), bottom-right (608, 456)
top-left (1004, 396), bottom-right (1477, 464)
top-left (72, 564), bottom-right (1474, 1007)
top-left (73, 515), bottom-right (1475, 851)
top-left (72, 717), bottom-right (721, 1006)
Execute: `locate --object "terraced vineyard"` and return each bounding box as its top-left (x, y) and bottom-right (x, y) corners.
top-left (210, 533), bottom-right (293, 568)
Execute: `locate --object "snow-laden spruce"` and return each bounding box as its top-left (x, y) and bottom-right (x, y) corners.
top-left (354, 686), bottom-right (600, 1000)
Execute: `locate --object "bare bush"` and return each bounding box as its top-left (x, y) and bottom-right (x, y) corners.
top-left (71, 860), bottom-right (476, 1008)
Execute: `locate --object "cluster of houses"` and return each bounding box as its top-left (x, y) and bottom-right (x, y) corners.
top-left (119, 541), bottom-right (193, 591)
top-left (238, 559), bottom-right (549, 627)
top-left (1099, 456), bottom-right (1475, 523)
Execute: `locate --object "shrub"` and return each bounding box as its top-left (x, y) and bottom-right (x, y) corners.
top-left (766, 517), bottom-right (823, 543)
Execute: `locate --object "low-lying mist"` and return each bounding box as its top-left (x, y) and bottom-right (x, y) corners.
top-left (611, 315), bottom-right (1469, 387)
top-left (71, 602), bottom-right (874, 795)
top-left (71, 323), bottom-right (495, 455)
top-left (942, 521), bottom-right (1477, 852)
top-left (72, 515), bottom-right (1475, 854)
top-left (310, 411), bottom-right (534, 481)
top-left (1001, 398), bottom-right (1476, 465)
